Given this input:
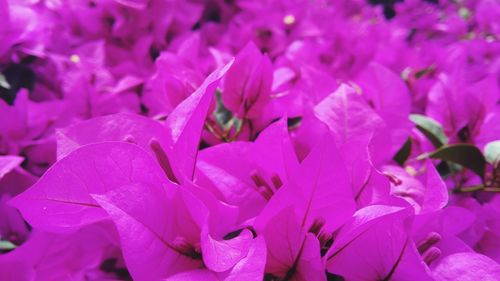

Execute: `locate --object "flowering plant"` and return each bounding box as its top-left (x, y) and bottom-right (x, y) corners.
top-left (0, 0), bottom-right (499, 280)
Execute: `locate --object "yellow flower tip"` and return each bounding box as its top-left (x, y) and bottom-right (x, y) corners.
top-left (70, 54), bottom-right (80, 64)
top-left (283, 14), bottom-right (296, 25)
top-left (401, 67), bottom-right (412, 81)
top-left (348, 81), bottom-right (363, 95)
top-left (405, 165), bottom-right (418, 177)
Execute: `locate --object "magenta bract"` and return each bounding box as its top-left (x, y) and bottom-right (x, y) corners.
top-left (1, 0), bottom-right (499, 280)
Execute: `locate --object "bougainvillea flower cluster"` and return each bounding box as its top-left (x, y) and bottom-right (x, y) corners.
top-left (1, 0), bottom-right (499, 280)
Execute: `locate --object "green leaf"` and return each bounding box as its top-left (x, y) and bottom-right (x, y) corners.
top-left (428, 144), bottom-right (486, 179)
top-left (0, 240), bottom-right (16, 251)
top-left (213, 90), bottom-right (233, 130)
top-left (410, 114), bottom-right (448, 148)
top-left (233, 117), bottom-right (243, 133)
top-left (414, 66), bottom-right (435, 79)
top-left (0, 74), bottom-right (10, 90)
top-left (458, 7), bottom-right (471, 20)
top-left (393, 137), bottom-right (412, 166)
top-left (484, 141), bottom-right (500, 166)
top-left (287, 116), bottom-right (302, 129)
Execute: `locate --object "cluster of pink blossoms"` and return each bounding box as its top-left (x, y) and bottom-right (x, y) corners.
top-left (1, 0), bottom-right (500, 280)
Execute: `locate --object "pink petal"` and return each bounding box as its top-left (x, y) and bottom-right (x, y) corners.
top-left (56, 113), bottom-right (168, 160)
top-left (433, 252), bottom-right (500, 281)
top-left (0, 155), bottom-right (23, 179)
top-left (201, 228), bottom-right (253, 272)
top-left (223, 236), bottom-right (267, 281)
top-left (327, 205), bottom-right (431, 280)
top-left (291, 134), bottom-right (355, 233)
top-left (10, 142), bottom-right (167, 231)
top-left (93, 184), bottom-right (204, 281)
top-left (165, 59), bottom-right (234, 182)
